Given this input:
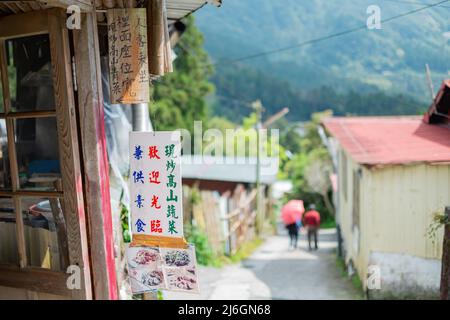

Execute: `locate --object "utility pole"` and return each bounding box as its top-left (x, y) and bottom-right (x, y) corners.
top-left (132, 103), bottom-right (152, 132)
top-left (252, 100), bottom-right (264, 235)
top-left (425, 64), bottom-right (435, 101)
top-left (262, 107), bottom-right (289, 129)
top-left (251, 101), bottom-right (289, 236)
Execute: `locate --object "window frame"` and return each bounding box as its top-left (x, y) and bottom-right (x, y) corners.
top-left (0, 9), bottom-right (92, 299)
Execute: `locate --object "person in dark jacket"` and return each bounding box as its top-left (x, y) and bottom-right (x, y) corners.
top-left (286, 222), bottom-right (299, 249)
top-left (303, 204), bottom-right (321, 251)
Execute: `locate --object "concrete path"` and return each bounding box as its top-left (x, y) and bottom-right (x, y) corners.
top-left (164, 228), bottom-right (362, 300)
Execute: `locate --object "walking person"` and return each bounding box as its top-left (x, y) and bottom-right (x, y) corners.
top-left (286, 222), bottom-right (299, 249)
top-left (303, 204), bottom-right (321, 251)
top-left (281, 200), bottom-right (305, 250)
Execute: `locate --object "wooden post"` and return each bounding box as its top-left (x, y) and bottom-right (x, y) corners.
top-left (147, 0), bottom-right (166, 76)
top-left (440, 206), bottom-right (450, 300)
top-left (73, 12), bottom-right (118, 300)
top-left (48, 8), bottom-right (93, 300)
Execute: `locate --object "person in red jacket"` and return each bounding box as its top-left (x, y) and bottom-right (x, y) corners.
top-left (303, 204), bottom-right (321, 251)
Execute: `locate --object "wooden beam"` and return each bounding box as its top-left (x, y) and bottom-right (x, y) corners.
top-left (48, 8), bottom-right (92, 300)
top-left (38, 0), bottom-right (94, 12)
top-left (0, 10), bottom-right (48, 39)
top-left (0, 266), bottom-right (72, 297)
top-left (0, 190), bottom-right (63, 198)
top-left (0, 110), bottom-right (57, 119)
top-left (72, 12), bottom-right (118, 300)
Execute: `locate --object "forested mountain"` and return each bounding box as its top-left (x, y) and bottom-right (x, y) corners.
top-left (194, 0), bottom-right (450, 120)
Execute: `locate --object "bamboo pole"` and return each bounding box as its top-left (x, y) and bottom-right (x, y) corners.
top-left (147, 0), bottom-right (165, 76)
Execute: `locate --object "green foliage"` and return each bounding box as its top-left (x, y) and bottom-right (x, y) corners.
top-left (185, 224), bottom-right (219, 266)
top-left (120, 192), bottom-right (131, 243)
top-left (336, 255), bottom-right (364, 299)
top-left (201, 111), bottom-right (285, 162)
top-left (196, 0), bottom-right (448, 105)
top-left (151, 16), bottom-right (215, 133)
top-left (210, 63), bottom-right (424, 122)
top-left (427, 209), bottom-right (448, 244)
top-left (283, 111), bottom-right (335, 222)
top-left (206, 116), bottom-right (236, 131)
top-left (280, 125), bottom-right (302, 155)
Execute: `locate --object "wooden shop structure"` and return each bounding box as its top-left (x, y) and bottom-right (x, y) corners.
top-left (0, 0), bottom-right (220, 300)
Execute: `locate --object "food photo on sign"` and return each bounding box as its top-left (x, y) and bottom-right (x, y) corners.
top-left (126, 245), bottom-right (199, 294)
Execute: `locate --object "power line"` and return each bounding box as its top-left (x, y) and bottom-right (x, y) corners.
top-left (209, 0), bottom-right (450, 67)
top-left (380, 0), bottom-right (450, 8)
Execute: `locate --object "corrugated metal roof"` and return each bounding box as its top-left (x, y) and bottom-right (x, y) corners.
top-left (323, 116), bottom-right (450, 166)
top-left (0, 1), bottom-right (221, 22)
top-left (181, 155), bottom-right (278, 184)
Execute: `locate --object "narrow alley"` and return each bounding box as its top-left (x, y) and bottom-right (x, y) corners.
top-left (165, 229), bottom-right (363, 300)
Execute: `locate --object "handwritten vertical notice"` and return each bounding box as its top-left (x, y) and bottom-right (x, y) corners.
top-left (130, 131), bottom-right (183, 239)
top-left (107, 8), bottom-right (150, 104)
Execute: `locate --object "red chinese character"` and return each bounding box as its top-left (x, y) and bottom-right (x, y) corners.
top-left (148, 146), bottom-right (160, 159)
top-left (150, 220), bottom-right (162, 233)
top-left (149, 170), bottom-right (161, 184)
top-left (151, 195), bottom-right (161, 209)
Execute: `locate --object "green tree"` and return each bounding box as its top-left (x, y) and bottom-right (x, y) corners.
top-left (151, 16), bottom-right (215, 133)
top-left (284, 110), bottom-right (335, 224)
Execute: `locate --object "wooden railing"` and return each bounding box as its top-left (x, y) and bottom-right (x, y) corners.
top-left (222, 189), bottom-right (258, 255)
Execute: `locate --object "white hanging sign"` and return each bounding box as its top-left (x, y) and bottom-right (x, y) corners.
top-left (129, 131), bottom-right (183, 239)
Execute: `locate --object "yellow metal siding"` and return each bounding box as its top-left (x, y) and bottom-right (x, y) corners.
top-left (338, 147), bottom-right (448, 288)
top-left (367, 164), bottom-right (446, 259)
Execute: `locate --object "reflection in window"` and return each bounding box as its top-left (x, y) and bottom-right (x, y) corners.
top-left (6, 35), bottom-right (55, 112)
top-left (22, 197), bottom-right (67, 271)
top-left (0, 119), bottom-right (11, 190)
top-left (15, 118), bottom-right (61, 191)
top-left (0, 197), bottom-right (18, 265)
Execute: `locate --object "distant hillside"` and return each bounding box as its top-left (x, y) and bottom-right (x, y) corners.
top-left (194, 0), bottom-right (449, 120)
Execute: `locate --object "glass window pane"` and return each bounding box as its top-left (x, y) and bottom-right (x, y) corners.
top-left (0, 119), bottom-right (11, 190)
top-left (15, 117), bottom-right (61, 191)
top-left (6, 34), bottom-right (55, 112)
top-left (0, 197), bottom-right (18, 266)
top-left (22, 197), bottom-right (67, 271)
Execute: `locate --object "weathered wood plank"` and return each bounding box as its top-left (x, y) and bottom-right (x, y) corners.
top-left (38, 0), bottom-right (94, 12)
top-left (73, 12), bottom-right (118, 300)
top-left (0, 10), bottom-right (48, 38)
top-left (0, 110), bottom-right (56, 119)
top-left (0, 190), bottom-right (63, 198)
top-left (48, 8), bottom-right (92, 300)
top-left (0, 266), bottom-right (72, 297)
top-left (106, 8), bottom-right (150, 104)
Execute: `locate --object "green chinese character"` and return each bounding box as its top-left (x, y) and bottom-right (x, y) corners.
top-left (167, 204), bottom-right (178, 219)
top-left (166, 189), bottom-right (178, 202)
top-left (166, 159), bottom-right (176, 173)
top-left (168, 220), bottom-right (178, 234)
top-left (165, 144), bottom-right (175, 158)
top-left (166, 174), bottom-right (177, 188)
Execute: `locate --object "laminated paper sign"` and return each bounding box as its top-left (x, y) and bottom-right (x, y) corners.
top-left (107, 8), bottom-right (150, 104)
top-left (127, 244), bottom-right (199, 294)
top-left (129, 131), bottom-right (183, 241)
